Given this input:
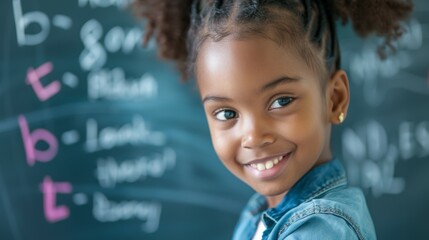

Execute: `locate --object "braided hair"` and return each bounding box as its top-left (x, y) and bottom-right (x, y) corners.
top-left (133, 0), bottom-right (413, 81)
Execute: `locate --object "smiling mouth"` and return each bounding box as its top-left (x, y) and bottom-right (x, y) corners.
top-left (247, 153), bottom-right (289, 171)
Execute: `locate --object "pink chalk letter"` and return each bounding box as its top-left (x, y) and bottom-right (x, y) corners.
top-left (40, 176), bottom-right (72, 223)
top-left (18, 115), bottom-right (58, 166)
top-left (26, 62), bottom-right (61, 101)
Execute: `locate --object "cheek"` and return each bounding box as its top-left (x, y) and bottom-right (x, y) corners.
top-left (209, 126), bottom-right (235, 164)
top-left (297, 108), bottom-right (326, 153)
top-left (281, 104), bottom-right (325, 147)
top-left (211, 136), bottom-right (240, 176)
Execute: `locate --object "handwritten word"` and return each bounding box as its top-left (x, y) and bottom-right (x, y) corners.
top-left (18, 115), bottom-right (58, 166)
top-left (398, 121), bottom-right (429, 160)
top-left (342, 119), bottom-right (429, 197)
top-left (348, 18), bottom-right (423, 106)
top-left (351, 50), bottom-right (412, 83)
top-left (78, 0), bottom-right (133, 9)
top-left (26, 62), bottom-right (61, 101)
top-left (88, 68), bottom-right (157, 100)
top-left (104, 26), bottom-right (142, 53)
top-left (40, 176), bottom-right (73, 223)
top-left (85, 116), bottom-right (166, 152)
top-left (13, 0), bottom-right (72, 46)
top-left (96, 148), bottom-right (176, 188)
top-left (350, 18), bottom-right (422, 82)
top-left (79, 19), bottom-right (142, 71)
top-left (93, 192), bottom-right (161, 233)
top-left (342, 121), bottom-right (404, 197)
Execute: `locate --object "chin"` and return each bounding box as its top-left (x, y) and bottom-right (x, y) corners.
top-left (255, 184), bottom-right (290, 198)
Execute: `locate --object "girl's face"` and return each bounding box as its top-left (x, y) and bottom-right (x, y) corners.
top-left (196, 36), bottom-right (334, 208)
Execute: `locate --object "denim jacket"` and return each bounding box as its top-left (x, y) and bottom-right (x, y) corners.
top-left (232, 158), bottom-right (376, 240)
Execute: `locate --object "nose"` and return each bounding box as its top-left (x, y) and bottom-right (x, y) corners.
top-left (241, 118), bottom-right (276, 149)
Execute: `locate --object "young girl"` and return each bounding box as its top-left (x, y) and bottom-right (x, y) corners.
top-left (133, 0), bottom-right (413, 239)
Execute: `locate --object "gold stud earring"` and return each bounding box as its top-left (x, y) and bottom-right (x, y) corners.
top-left (338, 112), bottom-right (345, 123)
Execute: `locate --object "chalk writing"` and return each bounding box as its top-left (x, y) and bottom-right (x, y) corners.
top-left (78, 0), bottom-right (133, 9)
top-left (342, 119), bottom-right (429, 196)
top-left (93, 192), bottom-right (161, 233)
top-left (88, 68), bottom-right (157, 100)
top-left (80, 19), bottom-right (107, 71)
top-left (52, 15), bottom-right (73, 30)
top-left (18, 115), bottom-right (58, 166)
top-left (104, 27), bottom-right (142, 54)
top-left (399, 121), bottom-right (429, 159)
top-left (73, 193), bottom-right (89, 206)
top-left (80, 19), bottom-right (142, 71)
top-left (397, 19), bottom-right (423, 50)
top-left (10, 2), bottom-right (171, 233)
top-left (342, 122), bottom-right (404, 196)
top-left (96, 148), bottom-right (176, 188)
top-left (61, 130), bottom-right (80, 145)
top-left (62, 72), bottom-right (79, 88)
top-left (12, 0), bottom-right (73, 46)
top-left (348, 18), bottom-right (424, 106)
top-left (85, 116), bottom-right (166, 153)
top-left (13, 0), bottom-right (49, 46)
top-left (26, 62), bottom-right (61, 101)
top-left (40, 176), bottom-right (73, 223)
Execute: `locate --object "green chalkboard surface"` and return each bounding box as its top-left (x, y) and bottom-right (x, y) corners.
top-left (333, 1), bottom-right (429, 239)
top-left (0, 1), bottom-right (253, 240)
top-left (1, 1), bottom-right (428, 240)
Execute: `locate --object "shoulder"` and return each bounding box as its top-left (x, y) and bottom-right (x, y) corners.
top-left (274, 187), bottom-right (376, 240)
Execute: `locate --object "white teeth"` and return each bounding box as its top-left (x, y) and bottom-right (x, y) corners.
top-left (249, 155), bottom-right (285, 171)
top-left (265, 160), bottom-right (274, 169)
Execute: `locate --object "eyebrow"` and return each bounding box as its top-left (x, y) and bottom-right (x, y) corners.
top-left (202, 95), bottom-right (232, 104)
top-left (261, 75), bottom-right (301, 92)
top-left (202, 75), bottom-right (300, 104)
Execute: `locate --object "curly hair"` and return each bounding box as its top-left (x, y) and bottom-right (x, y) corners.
top-left (133, 0), bottom-right (413, 81)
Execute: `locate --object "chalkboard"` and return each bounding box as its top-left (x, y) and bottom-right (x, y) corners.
top-left (0, 1), bottom-right (428, 240)
top-left (0, 1), bottom-right (253, 240)
top-left (333, 1), bottom-right (429, 239)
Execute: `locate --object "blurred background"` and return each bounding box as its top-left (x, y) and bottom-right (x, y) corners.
top-left (0, 0), bottom-right (427, 239)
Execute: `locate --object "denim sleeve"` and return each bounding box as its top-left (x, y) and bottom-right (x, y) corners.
top-left (279, 214), bottom-right (360, 240)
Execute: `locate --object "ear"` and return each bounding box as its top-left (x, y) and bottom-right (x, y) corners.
top-left (326, 70), bottom-right (350, 124)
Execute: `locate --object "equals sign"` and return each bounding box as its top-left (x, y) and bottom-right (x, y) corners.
top-left (62, 130), bottom-right (79, 145)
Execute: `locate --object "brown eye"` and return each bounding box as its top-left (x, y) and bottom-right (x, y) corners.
top-left (214, 109), bottom-right (237, 121)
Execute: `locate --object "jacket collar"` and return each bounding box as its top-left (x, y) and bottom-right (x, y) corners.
top-left (248, 158), bottom-right (347, 228)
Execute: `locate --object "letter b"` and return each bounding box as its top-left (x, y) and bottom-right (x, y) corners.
top-left (18, 115), bottom-right (58, 166)
top-left (13, 0), bottom-right (50, 46)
